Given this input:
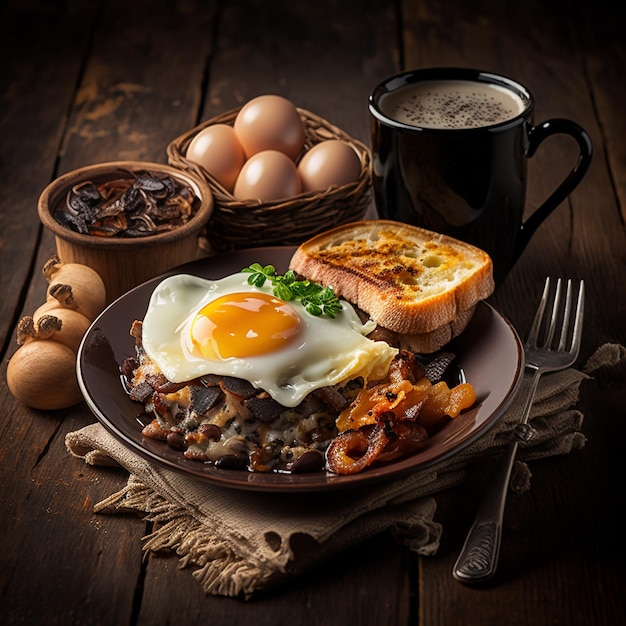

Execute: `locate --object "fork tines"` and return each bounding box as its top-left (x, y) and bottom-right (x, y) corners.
top-left (527, 277), bottom-right (585, 356)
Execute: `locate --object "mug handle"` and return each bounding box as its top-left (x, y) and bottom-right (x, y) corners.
top-left (514, 119), bottom-right (593, 261)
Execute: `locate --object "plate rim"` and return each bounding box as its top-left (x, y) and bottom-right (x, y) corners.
top-left (77, 247), bottom-right (525, 492)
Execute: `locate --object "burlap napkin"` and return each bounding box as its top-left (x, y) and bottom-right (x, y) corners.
top-left (65, 343), bottom-right (622, 598)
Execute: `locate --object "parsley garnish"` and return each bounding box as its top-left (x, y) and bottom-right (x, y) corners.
top-left (242, 263), bottom-right (343, 318)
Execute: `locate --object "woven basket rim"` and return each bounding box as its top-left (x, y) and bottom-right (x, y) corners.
top-left (166, 105), bottom-right (372, 248)
top-left (166, 106), bottom-right (371, 212)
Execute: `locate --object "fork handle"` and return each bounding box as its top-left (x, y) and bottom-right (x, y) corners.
top-left (452, 367), bottom-right (542, 584)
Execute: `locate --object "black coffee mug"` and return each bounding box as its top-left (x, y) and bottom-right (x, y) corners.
top-left (369, 68), bottom-right (592, 285)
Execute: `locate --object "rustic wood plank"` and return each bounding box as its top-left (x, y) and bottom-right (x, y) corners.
top-left (3, 0), bottom-right (623, 623)
top-left (1, 1), bottom-right (222, 624)
top-left (137, 536), bottom-right (411, 625)
top-left (58, 0), bottom-right (219, 172)
top-left (0, 408), bottom-right (143, 625)
top-left (579, 0), bottom-right (626, 222)
top-left (0, 1), bottom-right (99, 350)
top-left (400, 1), bottom-right (626, 624)
top-left (0, 3), bottom-right (141, 622)
top-left (200, 0), bottom-right (397, 147)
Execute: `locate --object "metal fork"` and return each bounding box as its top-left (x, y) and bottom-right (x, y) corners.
top-left (452, 277), bottom-right (585, 584)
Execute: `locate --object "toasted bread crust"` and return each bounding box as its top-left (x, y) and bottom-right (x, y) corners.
top-left (289, 220), bottom-right (494, 334)
top-left (396, 305), bottom-right (476, 353)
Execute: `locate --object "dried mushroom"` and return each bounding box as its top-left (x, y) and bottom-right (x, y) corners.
top-left (53, 170), bottom-right (199, 238)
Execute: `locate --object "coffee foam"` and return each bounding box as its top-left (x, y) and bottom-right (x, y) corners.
top-left (380, 79), bottom-right (527, 129)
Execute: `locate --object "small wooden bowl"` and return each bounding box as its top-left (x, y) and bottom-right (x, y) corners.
top-left (38, 161), bottom-right (213, 303)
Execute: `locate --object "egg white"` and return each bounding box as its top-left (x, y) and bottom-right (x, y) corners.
top-left (140, 272), bottom-right (398, 407)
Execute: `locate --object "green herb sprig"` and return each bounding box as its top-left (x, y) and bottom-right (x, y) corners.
top-left (242, 263), bottom-right (343, 318)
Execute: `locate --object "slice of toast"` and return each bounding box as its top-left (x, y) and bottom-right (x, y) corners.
top-left (289, 220), bottom-right (494, 335)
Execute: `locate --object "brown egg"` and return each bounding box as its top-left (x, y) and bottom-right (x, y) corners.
top-left (297, 140), bottom-right (362, 193)
top-left (233, 95), bottom-right (306, 160)
top-left (186, 124), bottom-right (245, 191)
top-left (233, 150), bottom-right (302, 201)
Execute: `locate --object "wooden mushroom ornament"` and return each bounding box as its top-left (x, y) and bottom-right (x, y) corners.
top-left (7, 255), bottom-right (106, 410)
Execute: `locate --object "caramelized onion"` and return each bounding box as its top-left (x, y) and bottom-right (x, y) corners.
top-left (326, 425), bottom-right (389, 474)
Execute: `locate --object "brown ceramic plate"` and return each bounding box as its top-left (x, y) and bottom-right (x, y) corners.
top-left (77, 247), bottom-right (524, 492)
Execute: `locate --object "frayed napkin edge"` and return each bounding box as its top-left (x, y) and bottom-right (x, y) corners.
top-left (91, 473), bottom-right (440, 599)
top-left (63, 342), bottom-right (626, 598)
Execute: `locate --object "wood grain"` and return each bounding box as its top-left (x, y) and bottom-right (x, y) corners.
top-left (0, 2), bottom-right (99, 348)
top-left (400, 1), bottom-right (625, 625)
top-left (1, 0), bottom-right (624, 624)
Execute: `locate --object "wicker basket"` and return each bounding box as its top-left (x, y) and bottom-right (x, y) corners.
top-left (167, 107), bottom-right (371, 249)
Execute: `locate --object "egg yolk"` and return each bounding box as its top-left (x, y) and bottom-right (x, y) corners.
top-left (189, 292), bottom-right (302, 359)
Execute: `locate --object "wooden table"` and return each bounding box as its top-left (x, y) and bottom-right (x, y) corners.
top-left (2, 1), bottom-right (625, 624)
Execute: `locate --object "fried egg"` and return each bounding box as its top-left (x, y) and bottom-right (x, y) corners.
top-left (140, 273), bottom-right (398, 407)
